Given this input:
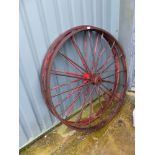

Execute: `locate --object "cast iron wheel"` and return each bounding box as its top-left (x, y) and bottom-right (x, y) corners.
top-left (40, 25), bottom-right (127, 132)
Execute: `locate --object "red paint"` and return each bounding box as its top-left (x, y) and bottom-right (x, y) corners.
top-left (40, 25), bottom-right (127, 132)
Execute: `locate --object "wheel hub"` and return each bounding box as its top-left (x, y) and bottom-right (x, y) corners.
top-left (83, 73), bottom-right (102, 85)
top-left (92, 74), bottom-right (102, 85)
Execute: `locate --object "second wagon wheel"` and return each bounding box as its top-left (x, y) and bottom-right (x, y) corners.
top-left (41, 25), bottom-right (127, 132)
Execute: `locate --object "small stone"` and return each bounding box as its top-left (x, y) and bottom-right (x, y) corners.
top-left (93, 137), bottom-right (98, 141)
top-left (77, 136), bottom-right (81, 139)
top-left (59, 144), bottom-right (63, 148)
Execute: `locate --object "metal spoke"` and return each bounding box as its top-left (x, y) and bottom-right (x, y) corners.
top-left (99, 54), bottom-right (125, 75)
top-left (83, 31), bottom-right (89, 62)
top-left (102, 79), bottom-right (125, 87)
top-left (94, 47), bottom-right (106, 72)
top-left (102, 79), bottom-right (115, 84)
top-left (99, 61), bottom-right (115, 75)
top-left (92, 33), bottom-right (100, 72)
top-left (99, 85), bottom-right (112, 99)
top-left (97, 52), bottom-right (113, 73)
top-left (51, 69), bottom-right (82, 77)
top-left (55, 84), bottom-right (84, 108)
top-left (102, 70), bottom-right (126, 80)
top-left (52, 81), bottom-right (90, 98)
top-left (59, 52), bottom-right (86, 73)
top-left (95, 86), bottom-right (104, 109)
top-left (87, 31), bottom-right (95, 71)
top-left (51, 69), bottom-right (84, 80)
top-left (51, 79), bottom-right (81, 90)
top-left (101, 84), bottom-right (121, 100)
top-left (75, 86), bottom-right (91, 122)
top-left (71, 35), bottom-right (91, 73)
top-left (97, 41), bottom-right (115, 73)
top-left (89, 88), bottom-right (94, 119)
top-left (76, 86), bottom-right (95, 122)
top-left (103, 69), bottom-right (115, 73)
top-left (64, 91), bottom-right (81, 116)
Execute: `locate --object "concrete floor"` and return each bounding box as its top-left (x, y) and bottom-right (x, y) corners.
top-left (20, 93), bottom-right (135, 155)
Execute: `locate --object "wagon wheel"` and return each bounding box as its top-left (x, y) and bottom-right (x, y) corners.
top-left (40, 25), bottom-right (127, 131)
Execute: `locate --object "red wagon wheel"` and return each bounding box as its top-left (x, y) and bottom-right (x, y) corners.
top-left (40, 25), bottom-right (127, 131)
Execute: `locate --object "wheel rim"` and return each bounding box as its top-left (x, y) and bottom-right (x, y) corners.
top-left (41, 25), bottom-right (127, 131)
